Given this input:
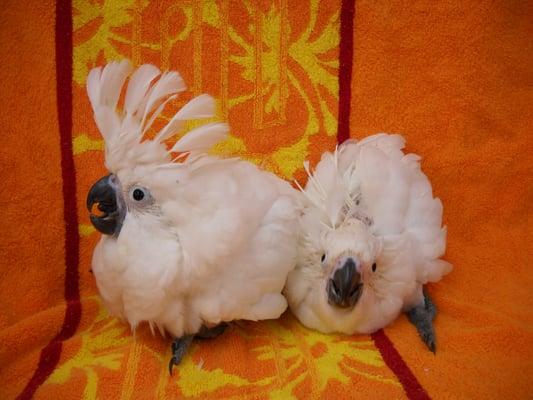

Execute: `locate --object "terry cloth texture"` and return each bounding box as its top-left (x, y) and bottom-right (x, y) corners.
top-left (0, 0), bottom-right (531, 399)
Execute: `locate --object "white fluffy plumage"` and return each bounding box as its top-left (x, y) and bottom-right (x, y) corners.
top-left (285, 135), bottom-right (452, 334)
top-left (88, 60), bottom-right (299, 337)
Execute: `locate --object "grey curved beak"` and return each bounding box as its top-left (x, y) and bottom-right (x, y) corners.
top-left (327, 257), bottom-right (362, 308)
top-left (87, 174), bottom-right (125, 236)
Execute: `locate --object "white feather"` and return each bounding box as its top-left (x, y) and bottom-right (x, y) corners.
top-left (92, 106), bottom-right (120, 141)
top-left (140, 71), bottom-right (186, 128)
top-left (98, 60), bottom-right (132, 109)
top-left (170, 122), bottom-right (229, 154)
top-left (124, 64), bottom-right (160, 115)
top-left (155, 94), bottom-right (216, 143)
top-left (141, 94), bottom-right (178, 136)
top-left (87, 60), bottom-right (131, 143)
top-left (86, 67), bottom-right (102, 111)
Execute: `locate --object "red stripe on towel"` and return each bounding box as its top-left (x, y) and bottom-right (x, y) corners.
top-left (337, 0), bottom-right (355, 144)
top-left (17, 0), bottom-right (81, 398)
top-left (372, 330), bottom-right (431, 400)
top-left (338, 2), bottom-right (430, 399)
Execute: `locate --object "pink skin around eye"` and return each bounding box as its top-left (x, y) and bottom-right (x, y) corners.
top-left (355, 261), bottom-right (363, 274)
top-left (360, 266), bottom-right (369, 282)
top-left (358, 261), bottom-right (374, 283)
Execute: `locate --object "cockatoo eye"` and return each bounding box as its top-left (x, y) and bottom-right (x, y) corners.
top-left (130, 186), bottom-right (151, 203)
top-left (132, 188), bottom-right (145, 201)
top-left (372, 263), bottom-right (377, 272)
top-left (321, 254), bottom-right (327, 264)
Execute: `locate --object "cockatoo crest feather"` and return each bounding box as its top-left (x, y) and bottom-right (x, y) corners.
top-left (86, 60), bottom-right (227, 172)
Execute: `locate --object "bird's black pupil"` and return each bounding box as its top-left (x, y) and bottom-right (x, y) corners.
top-left (372, 263), bottom-right (377, 272)
top-left (133, 189), bottom-right (144, 201)
top-left (321, 254), bottom-right (326, 263)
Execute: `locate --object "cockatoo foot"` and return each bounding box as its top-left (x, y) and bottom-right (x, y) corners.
top-left (196, 322), bottom-right (228, 339)
top-left (406, 291), bottom-right (437, 353)
top-left (168, 324), bottom-right (228, 375)
top-left (168, 335), bottom-right (193, 375)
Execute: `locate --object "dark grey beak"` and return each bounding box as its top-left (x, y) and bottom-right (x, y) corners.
top-left (87, 174), bottom-right (125, 236)
top-left (327, 257), bottom-right (362, 308)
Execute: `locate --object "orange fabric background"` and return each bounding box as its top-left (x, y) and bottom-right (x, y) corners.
top-left (0, 0), bottom-right (67, 396)
top-left (0, 0), bottom-right (532, 399)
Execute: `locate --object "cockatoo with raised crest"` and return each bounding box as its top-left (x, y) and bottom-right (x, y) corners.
top-left (284, 135), bottom-right (452, 351)
top-left (86, 60), bottom-right (298, 372)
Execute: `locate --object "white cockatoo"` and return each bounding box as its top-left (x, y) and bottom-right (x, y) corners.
top-left (284, 134), bottom-right (452, 351)
top-left (86, 60), bottom-right (299, 372)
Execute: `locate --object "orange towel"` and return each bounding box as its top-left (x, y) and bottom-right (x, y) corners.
top-left (0, 0), bottom-right (531, 399)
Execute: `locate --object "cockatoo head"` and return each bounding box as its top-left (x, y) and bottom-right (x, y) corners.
top-left (87, 164), bottom-right (178, 236)
top-left (298, 213), bottom-right (382, 311)
top-left (287, 152), bottom-right (383, 329)
top-left (319, 219), bottom-right (381, 309)
top-left (86, 60), bottom-right (228, 236)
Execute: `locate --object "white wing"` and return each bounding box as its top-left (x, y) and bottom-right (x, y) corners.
top-left (168, 158), bottom-right (299, 326)
top-left (341, 135), bottom-right (452, 283)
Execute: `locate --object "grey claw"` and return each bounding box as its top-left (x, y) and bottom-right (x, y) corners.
top-left (427, 339), bottom-right (436, 354)
top-left (168, 335), bottom-right (193, 375)
top-left (168, 357), bottom-right (178, 376)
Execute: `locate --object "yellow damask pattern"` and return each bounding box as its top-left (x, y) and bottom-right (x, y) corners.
top-left (42, 298), bottom-right (400, 399)
top-left (72, 0), bottom-right (338, 179)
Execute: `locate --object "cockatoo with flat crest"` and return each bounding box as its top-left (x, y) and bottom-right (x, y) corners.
top-left (284, 135), bottom-right (452, 352)
top-left (86, 60), bottom-right (299, 372)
